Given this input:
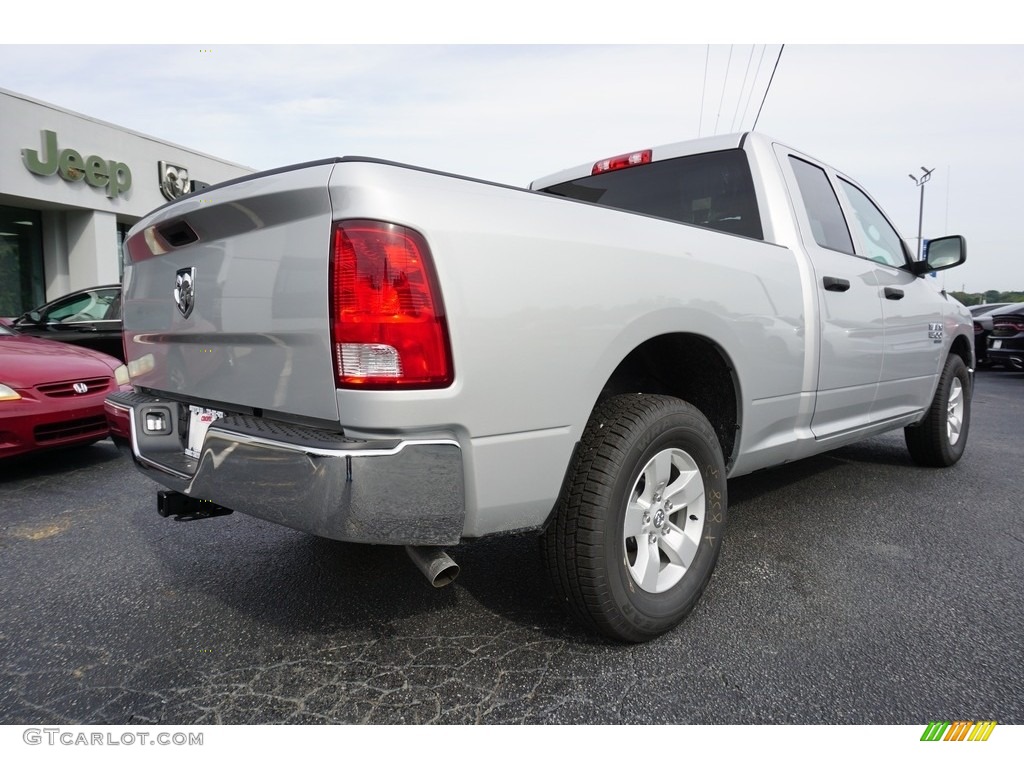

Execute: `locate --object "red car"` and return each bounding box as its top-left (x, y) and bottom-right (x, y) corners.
top-left (0, 323), bottom-right (126, 460)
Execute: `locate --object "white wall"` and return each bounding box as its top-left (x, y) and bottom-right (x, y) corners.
top-left (66, 210), bottom-right (118, 288)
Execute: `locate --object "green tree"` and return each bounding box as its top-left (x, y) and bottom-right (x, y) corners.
top-left (950, 291), bottom-right (980, 306)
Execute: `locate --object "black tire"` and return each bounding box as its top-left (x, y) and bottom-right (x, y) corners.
top-left (543, 394), bottom-right (727, 643)
top-left (904, 354), bottom-right (971, 467)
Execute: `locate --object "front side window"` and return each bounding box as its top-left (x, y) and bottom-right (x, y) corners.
top-left (788, 156), bottom-right (854, 254)
top-left (839, 180), bottom-right (909, 268)
top-left (542, 149), bottom-right (764, 240)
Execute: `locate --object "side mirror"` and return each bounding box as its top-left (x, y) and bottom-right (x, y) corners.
top-left (912, 235), bottom-right (966, 275)
top-left (16, 310), bottom-right (43, 326)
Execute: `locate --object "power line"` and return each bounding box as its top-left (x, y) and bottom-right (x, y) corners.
top-left (751, 44), bottom-right (785, 132)
top-left (698, 45), bottom-right (710, 137)
top-left (713, 44), bottom-right (734, 135)
top-left (730, 45), bottom-right (757, 133)
top-left (739, 45), bottom-right (768, 132)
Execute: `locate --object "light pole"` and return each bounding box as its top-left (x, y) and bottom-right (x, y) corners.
top-left (908, 166), bottom-right (934, 259)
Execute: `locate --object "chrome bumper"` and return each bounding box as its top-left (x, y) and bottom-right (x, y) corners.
top-left (106, 391), bottom-right (465, 546)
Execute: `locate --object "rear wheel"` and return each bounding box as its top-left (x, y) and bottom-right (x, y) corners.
top-left (905, 354), bottom-right (971, 467)
top-left (543, 394), bottom-right (727, 643)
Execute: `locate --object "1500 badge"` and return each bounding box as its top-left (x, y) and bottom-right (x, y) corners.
top-left (928, 322), bottom-right (944, 342)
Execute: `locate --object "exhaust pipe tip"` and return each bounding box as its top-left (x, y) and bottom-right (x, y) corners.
top-left (405, 545), bottom-right (460, 588)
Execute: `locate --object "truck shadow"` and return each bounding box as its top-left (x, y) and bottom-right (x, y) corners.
top-left (138, 433), bottom-right (927, 644)
top-left (142, 511), bottom-right (586, 643)
top-left (728, 434), bottom-right (914, 507)
top-left (144, 525), bottom-right (467, 635)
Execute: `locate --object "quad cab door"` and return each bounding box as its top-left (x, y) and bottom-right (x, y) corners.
top-left (833, 177), bottom-right (945, 422)
top-left (776, 147), bottom-right (887, 439)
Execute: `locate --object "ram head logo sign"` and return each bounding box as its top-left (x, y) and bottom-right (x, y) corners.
top-left (159, 161), bottom-right (191, 201)
top-left (174, 267), bottom-right (196, 319)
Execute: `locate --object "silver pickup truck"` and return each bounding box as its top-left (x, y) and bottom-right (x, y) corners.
top-left (107, 132), bottom-right (972, 642)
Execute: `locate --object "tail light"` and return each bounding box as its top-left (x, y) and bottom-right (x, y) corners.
top-left (329, 220), bottom-right (453, 389)
top-left (992, 317), bottom-right (1024, 336)
top-left (125, 229), bottom-right (164, 263)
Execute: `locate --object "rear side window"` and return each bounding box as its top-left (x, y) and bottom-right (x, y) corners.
top-left (541, 149), bottom-right (763, 240)
top-left (788, 156), bottom-right (854, 254)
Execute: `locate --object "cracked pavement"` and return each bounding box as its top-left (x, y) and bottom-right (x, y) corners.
top-left (1, 370), bottom-right (1022, 725)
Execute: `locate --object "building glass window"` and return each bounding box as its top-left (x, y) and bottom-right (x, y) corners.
top-left (117, 222), bottom-right (132, 280)
top-left (0, 206), bottom-right (45, 317)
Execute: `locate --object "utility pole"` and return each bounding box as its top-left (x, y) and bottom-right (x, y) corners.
top-left (908, 166), bottom-right (934, 259)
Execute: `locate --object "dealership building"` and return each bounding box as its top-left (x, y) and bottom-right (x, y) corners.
top-left (0, 87), bottom-right (253, 317)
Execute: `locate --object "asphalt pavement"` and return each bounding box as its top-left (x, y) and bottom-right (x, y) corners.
top-left (1, 370), bottom-right (1021, 725)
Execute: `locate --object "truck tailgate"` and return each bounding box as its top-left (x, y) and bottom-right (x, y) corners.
top-left (122, 162), bottom-right (340, 423)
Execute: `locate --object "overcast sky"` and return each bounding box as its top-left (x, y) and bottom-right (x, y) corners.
top-left (2, 37), bottom-right (1021, 293)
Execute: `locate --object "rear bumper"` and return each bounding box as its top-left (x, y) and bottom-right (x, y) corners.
top-left (105, 390), bottom-right (465, 545)
top-left (986, 348), bottom-right (1024, 370)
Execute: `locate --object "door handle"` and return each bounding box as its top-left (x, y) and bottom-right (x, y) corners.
top-left (884, 287), bottom-right (905, 300)
top-left (823, 276), bottom-right (851, 292)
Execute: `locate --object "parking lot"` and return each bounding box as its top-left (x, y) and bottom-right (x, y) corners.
top-left (1, 370), bottom-right (1021, 725)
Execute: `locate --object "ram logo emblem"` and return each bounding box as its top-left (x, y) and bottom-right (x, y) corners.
top-left (175, 267), bottom-right (196, 319)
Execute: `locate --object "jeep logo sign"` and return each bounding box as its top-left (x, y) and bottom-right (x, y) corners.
top-left (22, 130), bottom-right (132, 199)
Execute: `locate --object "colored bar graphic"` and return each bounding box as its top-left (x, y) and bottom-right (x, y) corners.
top-left (920, 720), bottom-right (997, 742)
top-left (944, 721), bottom-right (973, 741)
top-left (968, 721), bottom-right (997, 741)
top-left (921, 721), bottom-right (950, 741)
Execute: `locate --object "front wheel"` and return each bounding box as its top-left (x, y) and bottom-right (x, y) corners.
top-left (543, 394), bottom-right (727, 643)
top-left (904, 354), bottom-right (971, 467)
